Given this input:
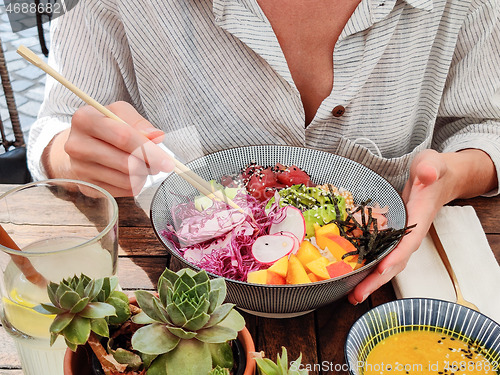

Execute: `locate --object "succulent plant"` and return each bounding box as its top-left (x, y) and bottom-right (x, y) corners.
top-left (254, 347), bottom-right (309, 375)
top-left (38, 274), bottom-right (131, 351)
top-left (39, 268), bottom-right (246, 374)
top-left (131, 268), bottom-right (245, 374)
top-left (209, 366), bottom-right (231, 375)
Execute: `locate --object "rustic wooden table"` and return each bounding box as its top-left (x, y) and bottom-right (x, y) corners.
top-left (0, 184), bottom-right (499, 375)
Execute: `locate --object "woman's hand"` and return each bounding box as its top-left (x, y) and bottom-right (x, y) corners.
top-left (43, 101), bottom-right (175, 196)
top-left (348, 148), bottom-right (497, 305)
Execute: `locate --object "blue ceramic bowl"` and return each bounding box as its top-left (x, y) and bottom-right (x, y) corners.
top-left (150, 145), bottom-right (407, 317)
top-left (345, 298), bottom-right (500, 374)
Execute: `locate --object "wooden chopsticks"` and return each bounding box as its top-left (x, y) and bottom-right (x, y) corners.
top-left (17, 45), bottom-right (244, 213)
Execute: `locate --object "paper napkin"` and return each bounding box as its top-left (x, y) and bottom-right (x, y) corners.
top-left (392, 205), bottom-right (500, 324)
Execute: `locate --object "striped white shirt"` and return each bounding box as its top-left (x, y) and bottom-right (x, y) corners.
top-left (28, 0), bottom-right (500, 194)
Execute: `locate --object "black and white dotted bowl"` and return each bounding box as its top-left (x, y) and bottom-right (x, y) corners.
top-left (150, 145), bottom-right (407, 317)
top-left (345, 298), bottom-right (500, 374)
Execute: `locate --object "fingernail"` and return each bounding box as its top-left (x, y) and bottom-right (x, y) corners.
top-left (145, 127), bottom-right (161, 134)
top-left (360, 293), bottom-right (369, 303)
top-left (381, 266), bottom-right (393, 276)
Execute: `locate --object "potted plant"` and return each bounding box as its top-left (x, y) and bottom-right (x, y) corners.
top-left (253, 347), bottom-right (308, 375)
top-left (37, 268), bottom-right (255, 375)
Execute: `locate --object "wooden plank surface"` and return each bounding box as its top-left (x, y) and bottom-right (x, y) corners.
top-left (1, 184), bottom-right (499, 374)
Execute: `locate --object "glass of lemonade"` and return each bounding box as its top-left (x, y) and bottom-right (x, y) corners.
top-left (0, 179), bottom-right (119, 375)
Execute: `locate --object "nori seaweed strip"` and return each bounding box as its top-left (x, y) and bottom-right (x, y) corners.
top-left (330, 199), bottom-right (416, 263)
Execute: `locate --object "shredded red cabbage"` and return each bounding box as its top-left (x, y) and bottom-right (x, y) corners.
top-left (161, 190), bottom-right (283, 281)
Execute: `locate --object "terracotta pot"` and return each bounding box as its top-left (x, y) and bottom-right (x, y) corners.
top-left (63, 297), bottom-right (256, 375)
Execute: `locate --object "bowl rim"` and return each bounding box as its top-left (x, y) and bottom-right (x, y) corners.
top-left (150, 145), bottom-right (408, 287)
top-left (343, 297), bottom-right (500, 375)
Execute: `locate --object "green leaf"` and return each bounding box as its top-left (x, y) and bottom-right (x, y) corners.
top-left (47, 282), bottom-right (59, 305)
top-left (58, 290), bottom-right (80, 310)
top-left (217, 309), bottom-right (245, 332)
top-left (79, 302), bottom-right (116, 319)
top-left (65, 337), bottom-right (78, 352)
top-left (160, 268), bottom-right (179, 289)
top-left (131, 311), bottom-right (156, 325)
top-left (182, 312), bottom-right (210, 331)
top-left (152, 297), bottom-right (170, 324)
top-left (70, 297), bottom-right (90, 313)
top-left (277, 347), bottom-right (288, 374)
top-left (90, 318), bottom-right (109, 337)
top-left (140, 352), bottom-right (158, 369)
top-left (175, 296), bottom-right (198, 320)
top-left (174, 279), bottom-right (192, 298)
top-left (91, 278), bottom-right (105, 301)
top-left (146, 353), bottom-right (168, 375)
top-left (195, 325), bottom-right (238, 344)
top-left (107, 296), bottom-right (131, 325)
top-left (192, 280), bottom-right (210, 299)
top-left (75, 275), bottom-right (86, 297)
top-left (108, 276), bottom-right (119, 293)
top-left (39, 303), bottom-right (63, 314)
top-left (166, 301), bottom-right (188, 326)
top-left (158, 275), bottom-right (171, 307)
top-left (135, 291), bottom-right (165, 322)
top-left (110, 290), bottom-right (129, 304)
top-left (49, 312), bottom-right (74, 334)
top-left (207, 289), bottom-right (220, 314)
top-left (166, 326), bottom-right (197, 340)
top-left (192, 269), bottom-right (210, 285)
top-left (208, 366), bottom-right (231, 375)
top-left (131, 323), bottom-right (180, 355)
top-left (179, 271), bottom-right (196, 289)
top-left (50, 332), bottom-right (59, 346)
top-left (192, 297), bottom-right (211, 320)
top-left (164, 339), bottom-right (212, 375)
top-left (101, 277), bottom-right (112, 300)
top-left (204, 303), bottom-right (234, 328)
top-left (209, 342), bottom-right (234, 370)
top-left (255, 358), bottom-right (279, 375)
top-left (111, 348), bottom-right (142, 370)
top-left (209, 278), bottom-right (226, 303)
top-left (62, 315), bottom-right (91, 345)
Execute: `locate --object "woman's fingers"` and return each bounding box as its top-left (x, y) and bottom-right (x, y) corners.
top-left (107, 101), bottom-right (165, 143)
top-left (66, 102), bottom-right (173, 196)
top-left (349, 150), bottom-right (450, 305)
top-left (72, 106), bottom-right (173, 173)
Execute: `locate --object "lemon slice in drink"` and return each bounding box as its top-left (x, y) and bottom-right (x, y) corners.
top-left (3, 288), bottom-right (55, 338)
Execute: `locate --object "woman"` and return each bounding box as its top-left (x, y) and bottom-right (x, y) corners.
top-left (28, 0), bottom-right (500, 304)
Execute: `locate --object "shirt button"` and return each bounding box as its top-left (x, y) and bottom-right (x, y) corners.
top-left (332, 105), bottom-right (345, 117)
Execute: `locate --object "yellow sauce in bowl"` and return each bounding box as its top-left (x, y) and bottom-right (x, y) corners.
top-left (363, 328), bottom-right (498, 375)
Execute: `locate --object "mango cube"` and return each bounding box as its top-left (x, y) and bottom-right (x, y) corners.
top-left (320, 233), bottom-right (358, 262)
top-left (305, 256), bottom-right (330, 280)
top-left (314, 223), bottom-right (341, 249)
top-left (296, 241), bottom-right (322, 267)
top-left (247, 269), bottom-right (286, 285)
top-left (247, 269), bottom-right (268, 284)
top-left (268, 256), bottom-right (288, 278)
top-left (286, 254), bottom-right (311, 284)
top-left (266, 270), bottom-right (286, 285)
top-left (326, 261), bottom-right (353, 278)
top-left (308, 273), bottom-right (320, 282)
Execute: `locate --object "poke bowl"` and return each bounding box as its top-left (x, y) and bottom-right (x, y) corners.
top-left (345, 298), bottom-right (500, 375)
top-left (150, 145), bottom-right (409, 317)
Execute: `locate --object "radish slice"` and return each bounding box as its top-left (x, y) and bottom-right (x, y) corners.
top-left (252, 232), bottom-right (299, 264)
top-left (269, 206), bottom-right (306, 242)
